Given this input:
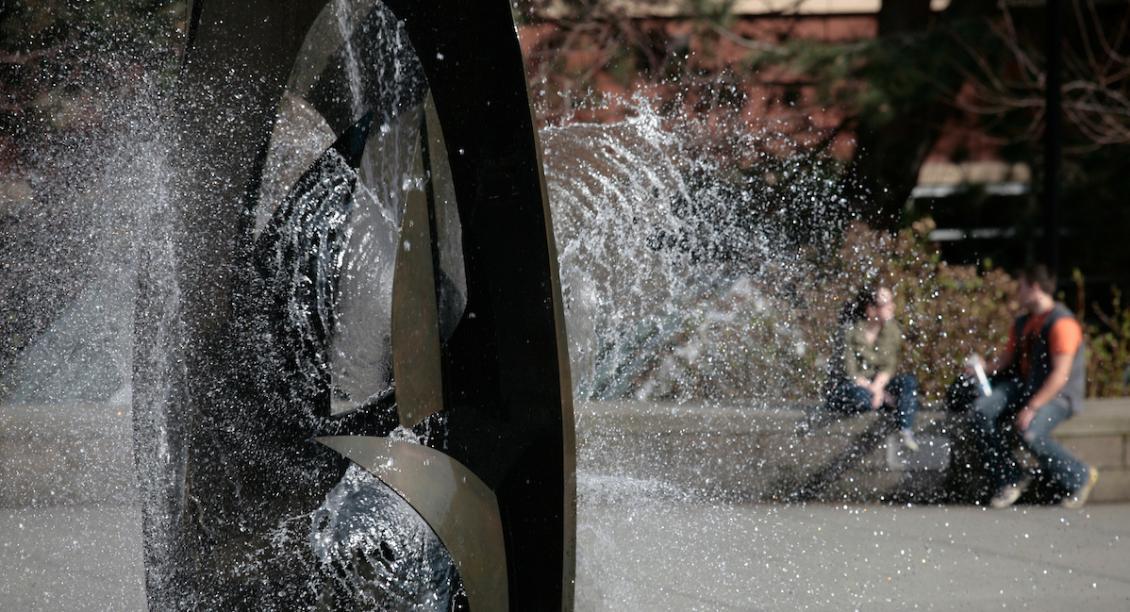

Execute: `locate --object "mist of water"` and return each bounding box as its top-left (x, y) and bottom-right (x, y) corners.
top-left (1, 11), bottom-right (865, 612)
top-left (543, 99), bottom-right (852, 405)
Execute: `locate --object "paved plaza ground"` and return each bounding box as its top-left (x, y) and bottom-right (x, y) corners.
top-left (576, 475), bottom-right (1129, 611)
top-left (1, 477), bottom-right (1127, 611)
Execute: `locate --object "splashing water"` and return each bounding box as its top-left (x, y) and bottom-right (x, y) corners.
top-left (1, 1), bottom-right (867, 607)
top-left (0, 53), bottom-right (859, 604)
top-left (6, 5), bottom-right (1130, 609)
top-left (543, 98), bottom-right (852, 405)
top-left (0, 59), bottom-right (866, 612)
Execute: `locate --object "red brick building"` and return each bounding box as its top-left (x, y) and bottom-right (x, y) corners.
top-left (519, 0), bottom-right (1026, 205)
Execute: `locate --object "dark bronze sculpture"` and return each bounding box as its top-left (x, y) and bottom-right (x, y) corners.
top-left (133, 1), bottom-right (575, 608)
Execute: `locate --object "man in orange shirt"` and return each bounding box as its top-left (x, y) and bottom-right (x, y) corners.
top-left (970, 265), bottom-right (1099, 509)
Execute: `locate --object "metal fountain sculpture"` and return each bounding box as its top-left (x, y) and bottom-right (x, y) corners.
top-left (132, 0), bottom-right (575, 609)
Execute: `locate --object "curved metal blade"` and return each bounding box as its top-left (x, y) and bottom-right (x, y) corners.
top-left (316, 435), bottom-right (508, 611)
top-left (390, 131), bottom-right (444, 429)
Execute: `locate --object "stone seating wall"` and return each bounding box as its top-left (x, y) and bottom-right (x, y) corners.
top-left (0, 398), bottom-right (1126, 506)
top-left (576, 398), bottom-right (1130, 504)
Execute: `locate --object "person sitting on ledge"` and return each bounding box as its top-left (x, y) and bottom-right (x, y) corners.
top-left (968, 264), bottom-right (1099, 510)
top-left (827, 286), bottom-right (921, 451)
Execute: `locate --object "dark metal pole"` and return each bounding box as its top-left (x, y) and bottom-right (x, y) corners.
top-left (1045, 0), bottom-right (1062, 275)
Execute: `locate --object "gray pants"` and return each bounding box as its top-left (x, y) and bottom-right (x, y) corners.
top-left (969, 379), bottom-right (1089, 494)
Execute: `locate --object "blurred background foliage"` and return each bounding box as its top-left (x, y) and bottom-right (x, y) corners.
top-left (519, 1), bottom-right (1130, 232)
top-left (631, 217), bottom-right (1019, 404)
top-left (2, 0), bottom-right (1128, 399)
top-left (637, 215), bottom-right (1130, 403)
top-left (825, 218), bottom-right (1018, 402)
top-left (517, 0), bottom-right (1130, 400)
top-left (1081, 283), bottom-right (1130, 397)
top-left (0, 0), bottom-right (185, 150)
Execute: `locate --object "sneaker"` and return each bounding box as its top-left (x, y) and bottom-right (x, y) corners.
top-left (900, 429), bottom-right (920, 453)
top-left (1062, 467), bottom-right (1100, 509)
top-left (990, 480), bottom-right (1028, 509)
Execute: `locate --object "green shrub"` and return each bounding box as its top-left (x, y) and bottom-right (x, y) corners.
top-left (629, 217), bottom-right (1130, 403)
top-left (799, 218), bottom-right (1017, 402)
top-left (1083, 284), bottom-right (1130, 398)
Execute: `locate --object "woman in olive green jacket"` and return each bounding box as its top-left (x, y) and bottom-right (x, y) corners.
top-left (830, 287), bottom-right (921, 450)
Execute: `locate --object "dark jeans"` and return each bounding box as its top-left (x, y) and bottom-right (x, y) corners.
top-left (829, 373), bottom-right (920, 431)
top-left (969, 379), bottom-right (1089, 493)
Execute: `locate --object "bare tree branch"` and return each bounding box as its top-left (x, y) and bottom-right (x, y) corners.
top-left (956, 0), bottom-right (1130, 147)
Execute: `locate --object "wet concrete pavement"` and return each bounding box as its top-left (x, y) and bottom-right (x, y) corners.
top-left (575, 474), bottom-right (1130, 611)
top-left (0, 505), bottom-right (144, 611)
top-left (1, 489), bottom-right (1127, 611)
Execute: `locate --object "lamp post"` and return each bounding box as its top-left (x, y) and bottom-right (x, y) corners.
top-left (1045, 0), bottom-right (1062, 275)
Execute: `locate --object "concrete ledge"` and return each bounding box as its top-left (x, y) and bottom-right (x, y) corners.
top-left (1056, 401), bottom-right (1130, 436)
top-left (577, 399), bottom-right (950, 503)
top-left (1057, 400), bottom-right (1130, 503)
top-left (577, 398), bottom-right (1130, 504)
top-left (1, 398), bottom-right (1124, 507)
